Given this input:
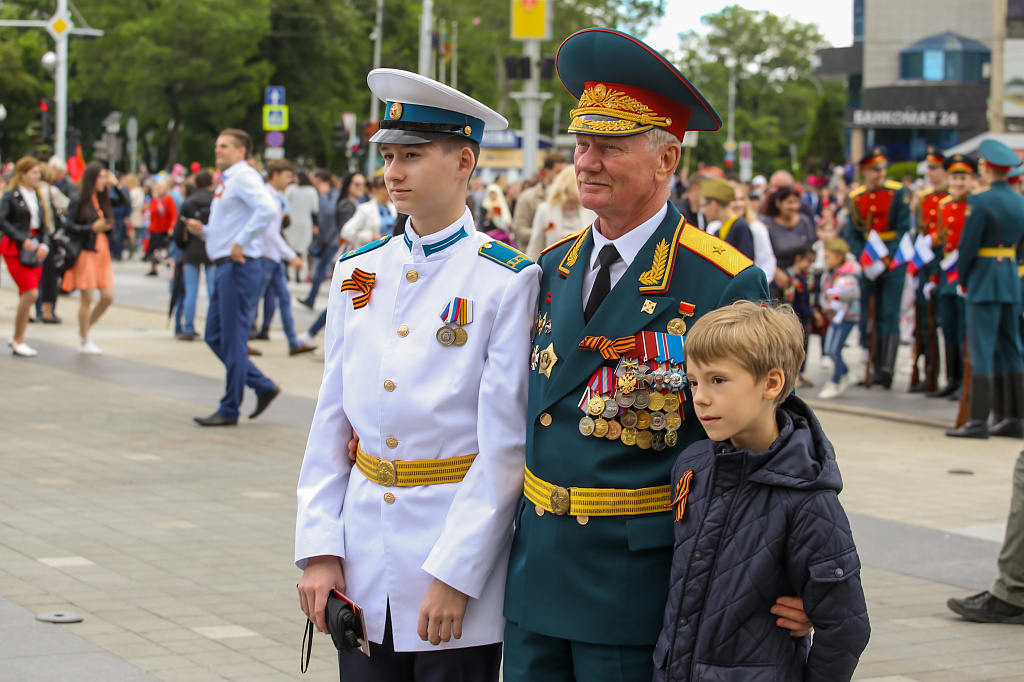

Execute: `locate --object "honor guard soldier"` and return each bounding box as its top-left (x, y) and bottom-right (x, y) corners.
top-left (910, 146), bottom-right (948, 393)
top-left (295, 69), bottom-right (541, 681)
top-left (927, 154), bottom-right (976, 400)
top-left (946, 139), bottom-right (1024, 439)
top-left (845, 147), bottom-right (911, 388)
top-left (502, 28), bottom-right (809, 682)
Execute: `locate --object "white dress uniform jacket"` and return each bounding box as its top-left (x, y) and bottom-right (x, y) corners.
top-left (296, 206), bottom-right (541, 651)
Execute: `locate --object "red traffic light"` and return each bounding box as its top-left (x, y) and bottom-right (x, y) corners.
top-left (39, 99), bottom-right (50, 113)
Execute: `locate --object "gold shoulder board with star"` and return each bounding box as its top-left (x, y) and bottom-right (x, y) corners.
top-left (848, 185), bottom-right (866, 199)
top-left (478, 241), bottom-right (534, 273)
top-left (938, 195), bottom-right (954, 207)
top-left (339, 235), bottom-right (393, 262)
top-left (883, 179), bottom-right (904, 191)
top-left (679, 222), bottom-right (752, 276)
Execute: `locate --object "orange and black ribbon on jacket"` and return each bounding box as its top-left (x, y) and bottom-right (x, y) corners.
top-left (340, 268), bottom-right (376, 309)
top-left (667, 469), bottom-right (694, 522)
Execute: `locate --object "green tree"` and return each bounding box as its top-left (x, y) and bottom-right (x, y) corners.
top-left (802, 95), bottom-right (845, 175)
top-left (0, 2), bottom-right (56, 162)
top-left (670, 5), bottom-right (845, 178)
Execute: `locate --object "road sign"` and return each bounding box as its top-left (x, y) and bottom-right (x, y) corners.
top-left (46, 12), bottom-right (74, 41)
top-left (739, 141), bottom-right (753, 182)
top-left (263, 105), bottom-right (289, 131)
top-left (681, 131), bottom-right (699, 148)
top-left (265, 147), bottom-right (285, 160)
top-left (265, 86), bottom-right (285, 106)
top-left (723, 139), bottom-right (737, 153)
top-left (265, 131), bottom-right (284, 148)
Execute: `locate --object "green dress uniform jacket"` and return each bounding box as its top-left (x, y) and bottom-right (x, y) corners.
top-left (959, 181), bottom-right (1024, 306)
top-left (504, 202), bottom-right (769, 646)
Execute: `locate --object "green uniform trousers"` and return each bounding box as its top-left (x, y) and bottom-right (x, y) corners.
top-left (860, 265), bottom-right (906, 336)
top-left (503, 620), bottom-right (654, 682)
top-left (993, 449), bottom-right (1024, 608)
top-left (967, 302), bottom-right (1024, 376)
top-left (936, 294), bottom-right (966, 347)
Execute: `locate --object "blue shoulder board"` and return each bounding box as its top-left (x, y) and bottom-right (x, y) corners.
top-left (478, 241), bottom-right (534, 273)
top-left (339, 235), bottom-right (392, 262)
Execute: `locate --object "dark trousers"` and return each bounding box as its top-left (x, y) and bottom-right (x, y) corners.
top-left (36, 251), bottom-right (60, 314)
top-left (304, 243), bottom-right (338, 304)
top-left (937, 294), bottom-right (966, 346)
top-left (502, 620), bottom-right (655, 682)
top-left (967, 302), bottom-right (1024, 376)
top-left (204, 259), bottom-right (276, 420)
top-left (338, 606), bottom-right (502, 682)
top-left (860, 266), bottom-right (906, 336)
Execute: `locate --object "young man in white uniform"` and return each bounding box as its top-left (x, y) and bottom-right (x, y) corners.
top-left (295, 69), bottom-right (541, 680)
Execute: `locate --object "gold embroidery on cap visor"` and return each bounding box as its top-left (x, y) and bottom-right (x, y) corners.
top-left (568, 83), bottom-right (672, 136)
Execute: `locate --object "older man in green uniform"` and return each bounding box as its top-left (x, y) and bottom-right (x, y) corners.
top-left (502, 28), bottom-right (808, 682)
top-left (946, 140), bottom-right (1024, 439)
top-left (845, 148), bottom-right (912, 389)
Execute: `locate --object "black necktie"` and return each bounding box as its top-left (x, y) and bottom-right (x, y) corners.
top-left (584, 244), bottom-right (620, 323)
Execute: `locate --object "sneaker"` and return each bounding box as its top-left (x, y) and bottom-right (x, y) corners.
top-left (817, 381), bottom-right (840, 400)
top-left (11, 341), bottom-right (38, 357)
top-left (837, 373), bottom-right (857, 395)
top-left (297, 332), bottom-right (317, 348)
top-left (79, 341), bottom-right (103, 355)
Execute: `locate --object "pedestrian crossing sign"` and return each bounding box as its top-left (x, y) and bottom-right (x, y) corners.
top-left (263, 105), bottom-right (289, 131)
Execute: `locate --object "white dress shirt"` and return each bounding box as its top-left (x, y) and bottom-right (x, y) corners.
top-left (20, 187), bottom-right (41, 229)
top-left (204, 160), bottom-right (278, 260)
top-left (260, 186), bottom-right (297, 263)
top-left (581, 203), bottom-right (667, 309)
top-left (296, 206), bottom-right (541, 651)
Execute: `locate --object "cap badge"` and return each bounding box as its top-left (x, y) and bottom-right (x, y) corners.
top-left (389, 102), bottom-right (403, 120)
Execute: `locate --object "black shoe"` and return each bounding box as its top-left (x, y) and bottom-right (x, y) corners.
top-left (947, 591), bottom-right (1024, 624)
top-left (946, 419), bottom-right (990, 439)
top-left (176, 332), bottom-right (199, 341)
top-left (298, 297), bottom-right (315, 310)
top-left (949, 386), bottom-right (964, 401)
top-left (249, 385), bottom-right (281, 419)
top-left (40, 315), bottom-right (62, 324)
top-left (254, 329), bottom-right (270, 341)
top-left (877, 370), bottom-right (893, 390)
top-left (908, 380), bottom-right (927, 394)
top-left (146, 270), bottom-right (158, 277)
top-left (194, 412), bottom-right (238, 427)
top-left (927, 382), bottom-right (960, 398)
top-left (990, 418), bottom-right (1024, 439)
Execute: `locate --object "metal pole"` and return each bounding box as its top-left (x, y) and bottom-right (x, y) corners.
top-left (417, 0), bottom-right (433, 77)
top-left (521, 40), bottom-right (541, 180)
top-left (367, 0), bottom-right (384, 176)
top-left (451, 22), bottom-right (458, 90)
top-left (727, 61), bottom-right (736, 151)
top-left (990, 0), bottom-right (1006, 132)
top-left (55, 0), bottom-right (68, 160)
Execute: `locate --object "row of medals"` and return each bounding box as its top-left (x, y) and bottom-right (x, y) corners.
top-left (580, 369), bottom-right (685, 451)
top-left (436, 325), bottom-right (468, 346)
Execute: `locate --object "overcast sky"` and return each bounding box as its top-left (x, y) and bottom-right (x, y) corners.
top-left (643, 1), bottom-right (856, 52)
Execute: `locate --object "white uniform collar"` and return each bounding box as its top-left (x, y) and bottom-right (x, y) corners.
top-left (403, 206), bottom-right (474, 262)
top-left (589, 203), bottom-right (668, 272)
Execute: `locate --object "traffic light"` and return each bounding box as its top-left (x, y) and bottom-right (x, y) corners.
top-left (333, 121), bottom-right (347, 150)
top-left (39, 98), bottom-right (53, 139)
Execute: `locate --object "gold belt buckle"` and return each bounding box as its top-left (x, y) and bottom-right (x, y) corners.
top-left (377, 460), bottom-right (397, 487)
top-left (550, 486), bottom-right (570, 515)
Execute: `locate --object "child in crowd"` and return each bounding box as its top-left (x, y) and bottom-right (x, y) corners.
top-left (818, 238), bottom-right (861, 399)
top-left (654, 301), bottom-right (869, 682)
top-left (784, 246), bottom-right (816, 387)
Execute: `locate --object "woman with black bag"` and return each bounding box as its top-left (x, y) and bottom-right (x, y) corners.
top-left (0, 157), bottom-right (51, 357)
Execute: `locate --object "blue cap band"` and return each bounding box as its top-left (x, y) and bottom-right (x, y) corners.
top-left (384, 101), bottom-right (485, 144)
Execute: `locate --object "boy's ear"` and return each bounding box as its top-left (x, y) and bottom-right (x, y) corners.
top-left (763, 368), bottom-right (785, 402)
top-left (455, 147), bottom-right (476, 181)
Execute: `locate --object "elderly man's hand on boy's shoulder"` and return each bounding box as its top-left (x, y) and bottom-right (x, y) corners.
top-left (772, 595), bottom-right (813, 636)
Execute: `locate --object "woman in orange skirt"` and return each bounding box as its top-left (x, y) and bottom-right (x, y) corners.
top-left (62, 162), bottom-right (116, 355)
top-left (0, 157), bottom-right (52, 356)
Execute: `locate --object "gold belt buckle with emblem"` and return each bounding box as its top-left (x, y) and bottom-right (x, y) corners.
top-left (377, 460), bottom-right (398, 487)
top-left (550, 486), bottom-right (571, 515)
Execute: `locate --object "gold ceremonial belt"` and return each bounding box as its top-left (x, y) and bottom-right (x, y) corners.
top-left (978, 247), bottom-right (1016, 258)
top-left (872, 230), bottom-right (896, 241)
top-left (356, 446), bottom-right (477, 487)
top-left (524, 467), bottom-right (671, 517)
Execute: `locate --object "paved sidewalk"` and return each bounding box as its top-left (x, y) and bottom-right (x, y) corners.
top-left (1, 263), bottom-right (1024, 681)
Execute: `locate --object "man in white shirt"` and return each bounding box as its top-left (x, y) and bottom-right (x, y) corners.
top-left (187, 129), bottom-right (281, 426)
top-left (295, 70), bottom-right (540, 681)
top-left (250, 159), bottom-right (315, 356)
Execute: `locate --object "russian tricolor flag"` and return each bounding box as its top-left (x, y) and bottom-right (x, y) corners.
top-left (941, 249), bottom-right (959, 285)
top-left (860, 231), bottom-right (890, 280)
top-left (889, 233), bottom-right (915, 271)
top-left (909, 234), bottom-right (935, 276)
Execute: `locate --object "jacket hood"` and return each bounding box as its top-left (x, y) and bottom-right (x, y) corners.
top-left (719, 394), bottom-right (842, 493)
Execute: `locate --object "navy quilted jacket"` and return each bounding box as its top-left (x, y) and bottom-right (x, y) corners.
top-left (653, 395), bottom-right (869, 682)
